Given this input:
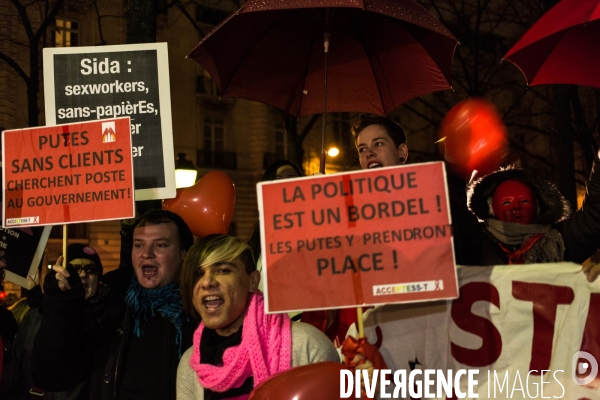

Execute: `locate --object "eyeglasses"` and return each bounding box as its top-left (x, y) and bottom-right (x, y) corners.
top-left (69, 264), bottom-right (98, 276)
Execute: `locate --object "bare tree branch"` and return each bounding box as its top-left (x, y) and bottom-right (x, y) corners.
top-left (174, 0), bottom-right (206, 37)
top-left (0, 51), bottom-right (29, 82)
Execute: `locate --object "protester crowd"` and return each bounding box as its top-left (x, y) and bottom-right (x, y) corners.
top-left (1, 112), bottom-right (600, 400)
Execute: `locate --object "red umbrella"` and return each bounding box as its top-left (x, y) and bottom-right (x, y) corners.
top-left (504, 0), bottom-right (600, 88)
top-left (188, 0), bottom-right (457, 172)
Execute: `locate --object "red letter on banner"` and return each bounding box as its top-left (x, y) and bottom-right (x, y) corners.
top-left (579, 293), bottom-right (600, 389)
top-left (451, 282), bottom-right (502, 367)
top-left (512, 282), bottom-right (574, 373)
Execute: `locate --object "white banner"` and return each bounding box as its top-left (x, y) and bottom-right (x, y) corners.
top-left (347, 263), bottom-right (600, 399)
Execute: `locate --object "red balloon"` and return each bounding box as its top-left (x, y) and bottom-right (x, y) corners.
top-left (162, 171), bottom-right (235, 238)
top-left (439, 98), bottom-right (508, 176)
top-left (249, 362), bottom-right (348, 400)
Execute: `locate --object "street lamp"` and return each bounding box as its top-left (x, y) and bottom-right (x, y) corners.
top-left (327, 147), bottom-right (340, 157)
top-left (175, 153), bottom-right (197, 188)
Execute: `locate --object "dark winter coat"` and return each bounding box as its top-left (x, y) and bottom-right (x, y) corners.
top-left (0, 305), bottom-right (17, 400)
top-left (32, 266), bottom-right (196, 400)
top-left (450, 158), bottom-right (600, 266)
top-left (1, 285), bottom-right (44, 400)
top-left (5, 307), bottom-right (41, 400)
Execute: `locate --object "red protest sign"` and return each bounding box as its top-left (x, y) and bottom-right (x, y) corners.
top-left (257, 162), bottom-right (458, 313)
top-left (2, 117), bottom-right (135, 227)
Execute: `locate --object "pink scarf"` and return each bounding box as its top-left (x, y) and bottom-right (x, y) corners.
top-left (190, 292), bottom-right (292, 392)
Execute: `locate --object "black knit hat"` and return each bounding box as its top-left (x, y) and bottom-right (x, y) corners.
top-left (132, 209), bottom-right (194, 251)
top-left (67, 243), bottom-right (103, 276)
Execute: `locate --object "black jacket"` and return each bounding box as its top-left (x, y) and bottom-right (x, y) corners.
top-left (6, 307), bottom-right (41, 400)
top-left (0, 305), bottom-right (17, 400)
top-left (32, 266), bottom-right (196, 400)
top-left (450, 158), bottom-right (600, 266)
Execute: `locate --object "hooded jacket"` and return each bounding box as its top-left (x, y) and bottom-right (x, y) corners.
top-left (452, 158), bottom-right (600, 266)
top-left (468, 166), bottom-right (571, 225)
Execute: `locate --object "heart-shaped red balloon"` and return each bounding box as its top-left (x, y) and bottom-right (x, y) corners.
top-left (439, 98), bottom-right (508, 177)
top-left (162, 171), bottom-right (235, 238)
top-left (249, 362), bottom-right (348, 400)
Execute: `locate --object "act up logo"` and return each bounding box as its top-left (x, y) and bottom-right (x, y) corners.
top-left (102, 121), bottom-right (116, 143)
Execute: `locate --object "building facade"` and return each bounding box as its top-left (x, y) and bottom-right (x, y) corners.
top-left (1, 0), bottom-right (400, 292)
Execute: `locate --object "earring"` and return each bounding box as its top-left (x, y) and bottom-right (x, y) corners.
top-left (399, 157), bottom-right (406, 164)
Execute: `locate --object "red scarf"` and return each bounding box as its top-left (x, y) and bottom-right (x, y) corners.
top-left (497, 233), bottom-right (545, 264)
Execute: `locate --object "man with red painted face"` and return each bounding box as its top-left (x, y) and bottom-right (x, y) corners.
top-left (466, 165), bottom-right (600, 270)
top-left (485, 177), bottom-right (561, 264)
top-left (491, 180), bottom-right (538, 225)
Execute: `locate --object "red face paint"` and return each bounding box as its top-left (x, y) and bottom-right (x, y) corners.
top-left (492, 180), bottom-right (537, 224)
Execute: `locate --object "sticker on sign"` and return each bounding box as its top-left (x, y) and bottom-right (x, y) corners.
top-left (5, 217), bottom-right (39, 226)
top-left (373, 280), bottom-right (444, 296)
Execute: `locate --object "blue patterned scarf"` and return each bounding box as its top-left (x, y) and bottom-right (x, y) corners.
top-left (124, 276), bottom-right (186, 357)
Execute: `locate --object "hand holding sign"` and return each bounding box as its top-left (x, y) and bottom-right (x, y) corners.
top-left (162, 171), bottom-right (235, 238)
top-left (439, 98), bottom-right (508, 176)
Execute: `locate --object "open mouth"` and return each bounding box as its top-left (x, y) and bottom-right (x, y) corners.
top-left (142, 265), bottom-right (158, 278)
top-left (203, 295), bottom-right (224, 312)
top-left (368, 162), bottom-right (383, 169)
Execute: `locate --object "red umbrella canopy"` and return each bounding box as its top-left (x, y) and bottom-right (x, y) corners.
top-left (188, 0), bottom-right (457, 117)
top-left (504, 0), bottom-right (600, 88)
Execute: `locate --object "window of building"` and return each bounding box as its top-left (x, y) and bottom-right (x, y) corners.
top-left (197, 114), bottom-right (236, 169)
top-left (54, 19), bottom-right (79, 47)
top-left (196, 70), bottom-right (219, 96)
top-left (263, 111), bottom-right (289, 168)
top-left (204, 115), bottom-right (224, 153)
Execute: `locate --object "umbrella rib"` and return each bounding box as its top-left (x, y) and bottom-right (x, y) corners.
top-left (221, 10), bottom-right (303, 106)
top-left (285, 9), bottom-right (330, 116)
top-left (391, 18), bottom-right (453, 85)
top-left (525, 27), bottom-right (579, 85)
top-left (351, 21), bottom-right (388, 114)
top-left (288, 29), bottom-right (320, 117)
top-left (222, 9), bottom-right (325, 117)
top-left (283, 8), bottom-right (346, 116)
top-left (507, 0), bottom-right (600, 86)
top-left (286, 8), bottom-right (371, 115)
